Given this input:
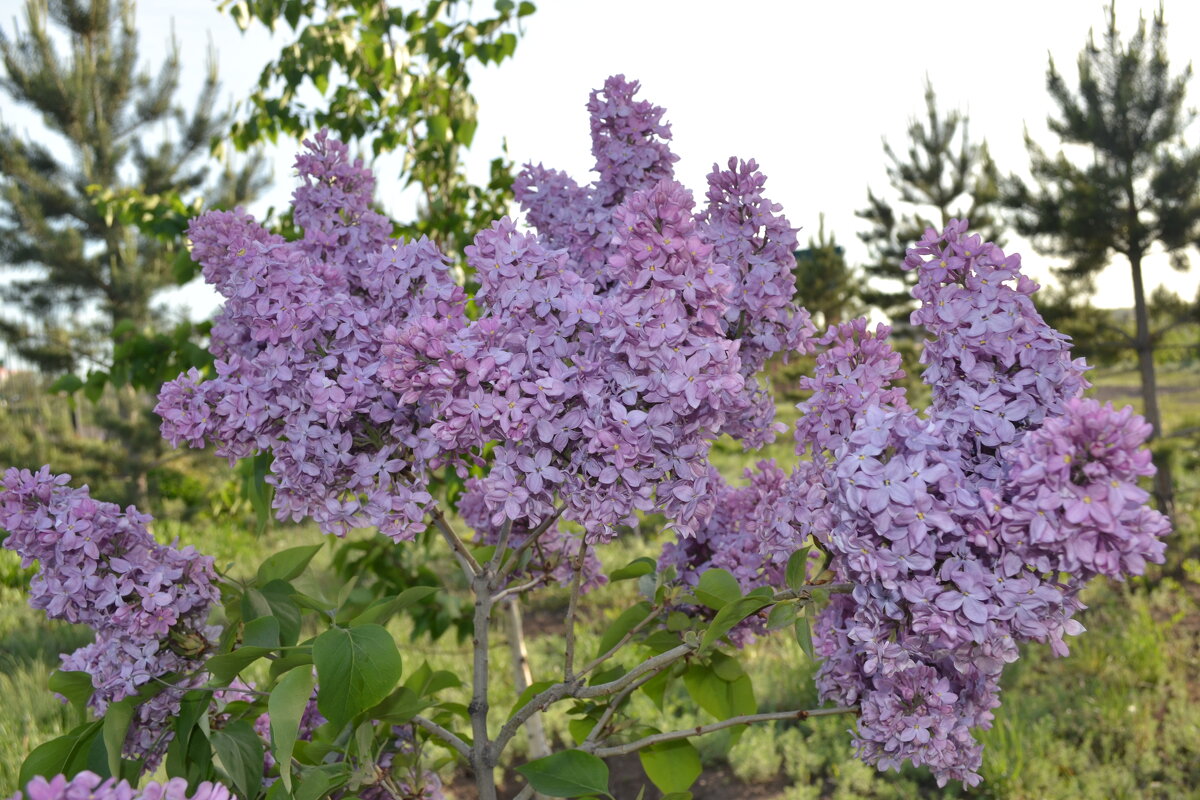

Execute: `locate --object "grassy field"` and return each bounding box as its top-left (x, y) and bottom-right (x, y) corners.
top-left (1, 365), bottom-right (1198, 798)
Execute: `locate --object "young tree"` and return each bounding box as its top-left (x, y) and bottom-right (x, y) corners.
top-left (1003, 5), bottom-right (1200, 517)
top-left (222, 0), bottom-right (535, 259)
top-left (793, 214), bottom-right (859, 329)
top-left (858, 80), bottom-right (1003, 326)
top-left (0, 0), bottom-right (267, 503)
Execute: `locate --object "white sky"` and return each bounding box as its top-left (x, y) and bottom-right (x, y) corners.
top-left (4, 0), bottom-right (1200, 319)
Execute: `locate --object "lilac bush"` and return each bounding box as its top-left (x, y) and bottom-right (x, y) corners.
top-left (0, 467), bottom-right (220, 768)
top-left (0, 74), bottom-right (1171, 799)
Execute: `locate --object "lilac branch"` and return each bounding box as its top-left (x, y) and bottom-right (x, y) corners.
top-left (582, 705), bottom-right (860, 758)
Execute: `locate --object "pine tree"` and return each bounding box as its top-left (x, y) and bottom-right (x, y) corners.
top-left (0, 0), bottom-right (267, 503)
top-left (793, 214), bottom-right (859, 330)
top-left (858, 80), bottom-right (1003, 326)
top-left (1004, 5), bottom-right (1200, 517)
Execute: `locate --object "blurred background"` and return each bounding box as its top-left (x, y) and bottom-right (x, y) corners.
top-left (0, 1), bottom-right (1198, 798)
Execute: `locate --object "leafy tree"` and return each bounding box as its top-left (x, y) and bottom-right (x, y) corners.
top-left (858, 80), bottom-right (1003, 325)
top-left (222, 0), bottom-right (535, 258)
top-left (793, 214), bottom-right (859, 330)
top-left (1003, 5), bottom-right (1200, 516)
top-left (0, 0), bottom-right (268, 503)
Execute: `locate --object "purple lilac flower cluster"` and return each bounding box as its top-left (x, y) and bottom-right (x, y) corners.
top-left (658, 221), bottom-right (1168, 785)
top-left (514, 75), bottom-right (678, 287)
top-left (908, 219), bottom-right (1090, 480)
top-left (157, 131), bottom-right (466, 540)
top-left (0, 467), bottom-right (220, 767)
top-left (7, 773), bottom-right (230, 800)
top-left (383, 185), bottom-right (746, 540)
top-left (515, 76), bottom-right (814, 447)
top-left (699, 158), bottom-right (815, 445)
top-left (807, 223), bottom-right (1169, 785)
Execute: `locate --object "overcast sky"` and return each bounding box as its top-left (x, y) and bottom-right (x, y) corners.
top-left (4, 0), bottom-right (1200, 318)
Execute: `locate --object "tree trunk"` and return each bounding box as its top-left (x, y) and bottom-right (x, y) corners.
top-left (1129, 252), bottom-right (1175, 519)
top-left (505, 597), bottom-right (551, 800)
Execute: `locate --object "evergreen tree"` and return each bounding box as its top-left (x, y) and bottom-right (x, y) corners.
top-left (1004, 5), bottom-right (1200, 517)
top-left (793, 214), bottom-right (859, 329)
top-left (0, 0), bottom-right (267, 503)
top-left (858, 80), bottom-right (1003, 325)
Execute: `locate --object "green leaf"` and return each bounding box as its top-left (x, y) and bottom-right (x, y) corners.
top-left (682, 665), bottom-right (730, 721)
top-left (269, 666), bottom-right (316, 792)
top-left (82, 371), bottom-right (107, 403)
top-left (349, 585), bottom-right (439, 626)
top-left (700, 596), bottom-right (770, 651)
top-left (709, 652), bottom-right (744, 682)
top-left (794, 616), bottom-right (815, 661)
top-left (766, 602), bottom-right (797, 632)
top-left (165, 690), bottom-right (212, 783)
top-left (639, 669), bottom-right (671, 710)
top-left (694, 569), bottom-right (740, 611)
top-left (207, 646), bottom-right (276, 683)
top-left (102, 698), bottom-right (135, 777)
top-left (785, 547), bottom-right (811, 591)
top-left (48, 670), bottom-right (94, 711)
top-left (639, 739), bottom-right (701, 793)
top-left (729, 673), bottom-right (757, 718)
top-left (48, 374), bottom-right (84, 395)
top-left (293, 763), bottom-right (350, 800)
top-left (19, 720), bottom-right (103, 787)
top-left (313, 624), bottom-right (403, 728)
top-left (270, 645), bottom-right (315, 680)
top-left (212, 720), bottom-right (266, 800)
top-left (258, 544), bottom-right (324, 584)
top-left (243, 615), bottom-right (281, 648)
top-left (596, 601), bottom-right (651, 657)
top-left (367, 686), bottom-right (427, 724)
top-left (515, 750), bottom-right (611, 797)
top-left (427, 114), bottom-right (452, 141)
top-left (568, 715), bottom-right (597, 744)
top-left (609, 557), bottom-right (656, 582)
top-left (245, 580), bottom-right (303, 647)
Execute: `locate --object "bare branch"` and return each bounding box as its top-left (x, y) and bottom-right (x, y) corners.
top-left (575, 642), bottom-right (695, 700)
top-left (496, 505), bottom-right (565, 585)
top-left (583, 706), bottom-right (859, 758)
top-left (490, 575), bottom-right (546, 605)
top-left (574, 603), bottom-right (663, 680)
top-left (430, 506), bottom-right (482, 578)
top-left (412, 715), bottom-right (472, 760)
top-left (561, 541), bottom-right (588, 681)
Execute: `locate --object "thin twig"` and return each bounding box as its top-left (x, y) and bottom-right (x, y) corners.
top-left (493, 641), bottom-right (699, 759)
top-left (573, 603), bottom-right (662, 679)
top-left (575, 642), bottom-right (695, 700)
top-left (561, 540), bottom-right (588, 681)
top-left (412, 715), bottom-right (472, 760)
top-left (490, 575), bottom-right (546, 605)
top-left (430, 506), bottom-right (482, 577)
top-left (513, 785), bottom-right (536, 800)
top-left (581, 667), bottom-right (660, 748)
top-left (496, 505), bottom-right (565, 585)
top-left (487, 518), bottom-right (513, 576)
top-left (583, 706), bottom-right (859, 758)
